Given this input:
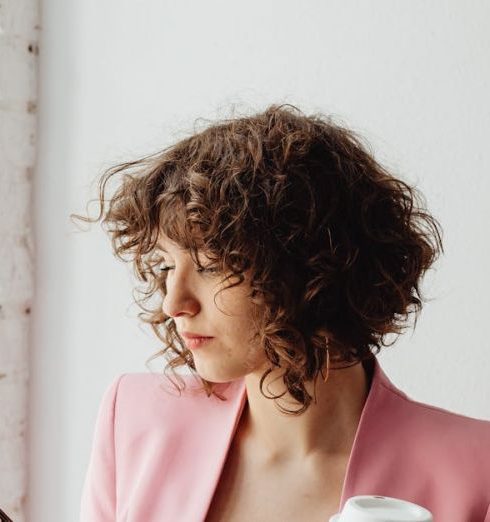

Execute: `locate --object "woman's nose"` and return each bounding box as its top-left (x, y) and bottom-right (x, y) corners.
top-left (161, 272), bottom-right (200, 318)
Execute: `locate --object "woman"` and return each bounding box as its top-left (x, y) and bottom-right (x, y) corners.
top-left (76, 104), bottom-right (490, 521)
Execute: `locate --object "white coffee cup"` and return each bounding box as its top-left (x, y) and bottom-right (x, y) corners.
top-left (329, 495), bottom-right (433, 522)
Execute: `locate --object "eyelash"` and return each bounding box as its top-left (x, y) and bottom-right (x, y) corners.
top-left (159, 265), bottom-right (218, 274)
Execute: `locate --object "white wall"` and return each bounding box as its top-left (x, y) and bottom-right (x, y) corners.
top-left (29, 1), bottom-right (490, 520)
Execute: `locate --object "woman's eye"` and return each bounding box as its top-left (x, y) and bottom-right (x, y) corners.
top-left (158, 265), bottom-right (218, 274)
top-left (198, 266), bottom-right (219, 274)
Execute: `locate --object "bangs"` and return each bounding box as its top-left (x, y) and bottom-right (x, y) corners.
top-left (157, 192), bottom-right (208, 256)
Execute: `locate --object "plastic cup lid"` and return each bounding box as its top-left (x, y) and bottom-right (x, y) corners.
top-left (330, 495), bottom-right (433, 522)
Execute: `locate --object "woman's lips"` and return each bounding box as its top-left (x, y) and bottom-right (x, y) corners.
top-left (184, 337), bottom-right (214, 349)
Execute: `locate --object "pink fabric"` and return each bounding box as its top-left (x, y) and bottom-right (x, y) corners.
top-left (80, 358), bottom-right (490, 521)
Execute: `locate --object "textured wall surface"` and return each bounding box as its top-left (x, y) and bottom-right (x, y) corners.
top-left (0, 0), bottom-right (38, 520)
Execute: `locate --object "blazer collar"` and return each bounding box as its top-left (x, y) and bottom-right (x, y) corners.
top-left (196, 356), bottom-right (401, 519)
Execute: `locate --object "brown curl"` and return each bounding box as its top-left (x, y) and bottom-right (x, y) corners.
top-left (71, 103), bottom-right (444, 415)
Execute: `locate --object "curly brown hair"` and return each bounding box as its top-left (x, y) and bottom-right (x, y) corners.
top-left (71, 103), bottom-right (444, 415)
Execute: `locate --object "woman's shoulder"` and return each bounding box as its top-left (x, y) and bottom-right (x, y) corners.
top-left (375, 373), bottom-right (490, 470)
top-left (374, 360), bottom-right (490, 436)
top-left (95, 372), bottom-right (245, 464)
top-left (104, 372), bottom-right (243, 427)
top-left (118, 371), bottom-right (241, 394)
top-left (383, 378), bottom-right (490, 436)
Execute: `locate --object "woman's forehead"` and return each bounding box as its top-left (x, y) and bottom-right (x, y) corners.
top-left (156, 237), bottom-right (182, 252)
top-left (157, 231), bottom-right (189, 250)
top-left (156, 233), bottom-right (208, 257)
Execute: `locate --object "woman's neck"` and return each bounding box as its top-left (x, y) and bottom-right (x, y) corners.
top-left (239, 360), bottom-right (371, 467)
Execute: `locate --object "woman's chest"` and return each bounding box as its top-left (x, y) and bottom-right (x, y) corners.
top-left (205, 448), bottom-right (348, 522)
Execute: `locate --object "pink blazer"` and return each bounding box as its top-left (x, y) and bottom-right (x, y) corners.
top-left (80, 357), bottom-right (490, 521)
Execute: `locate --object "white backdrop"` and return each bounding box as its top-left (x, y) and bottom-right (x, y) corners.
top-left (29, 1), bottom-right (490, 520)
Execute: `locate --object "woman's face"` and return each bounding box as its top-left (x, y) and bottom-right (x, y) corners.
top-left (158, 233), bottom-right (268, 383)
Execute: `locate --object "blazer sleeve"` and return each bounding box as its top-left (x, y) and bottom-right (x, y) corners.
top-left (80, 374), bottom-right (126, 522)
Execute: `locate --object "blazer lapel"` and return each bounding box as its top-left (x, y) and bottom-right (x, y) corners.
top-left (187, 378), bottom-right (248, 522)
top-left (338, 356), bottom-right (406, 506)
